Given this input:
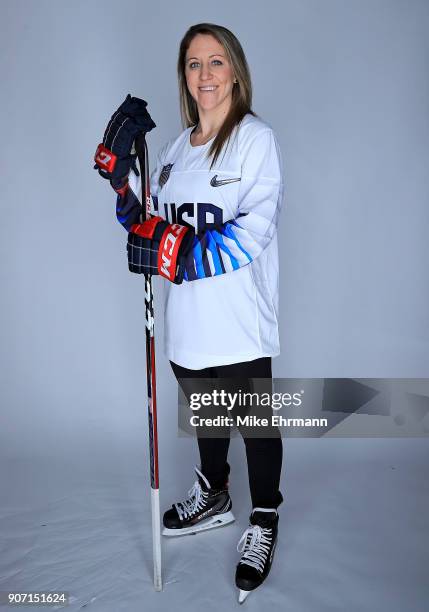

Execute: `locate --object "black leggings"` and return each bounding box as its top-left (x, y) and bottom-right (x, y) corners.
top-left (170, 357), bottom-right (284, 510)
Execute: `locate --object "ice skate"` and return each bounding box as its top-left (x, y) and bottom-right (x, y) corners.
top-left (235, 507), bottom-right (279, 603)
top-left (162, 465), bottom-right (234, 536)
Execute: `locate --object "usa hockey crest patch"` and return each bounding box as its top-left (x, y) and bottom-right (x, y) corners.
top-left (159, 163), bottom-right (174, 188)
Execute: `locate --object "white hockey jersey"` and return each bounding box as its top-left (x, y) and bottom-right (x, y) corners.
top-left (120, 113), bottom-right (284, 369)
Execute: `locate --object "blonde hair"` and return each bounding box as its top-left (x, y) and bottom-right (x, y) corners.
top-left (177, 23), bottom-right (256, 168)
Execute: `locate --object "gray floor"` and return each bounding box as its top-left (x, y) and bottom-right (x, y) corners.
top-left (1, 438), bottom-right (428, 612)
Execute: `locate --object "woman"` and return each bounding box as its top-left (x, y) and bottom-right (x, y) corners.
top-left (95, 22), bottom-right (284, 603)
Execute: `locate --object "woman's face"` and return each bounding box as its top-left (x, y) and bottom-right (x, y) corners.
top-left (185, 33), bottom-right (235, 117)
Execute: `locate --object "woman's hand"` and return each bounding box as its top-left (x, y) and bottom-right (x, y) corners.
top-left (93, 94), bottom-right (156, 183)
top-left (127, 217), bottom-right (195, 285)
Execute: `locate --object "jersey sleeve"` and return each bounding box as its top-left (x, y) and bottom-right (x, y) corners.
top-left (183, 128), bottom-right (284, 281)
top-left (113, 145), bottom-right (165, 231)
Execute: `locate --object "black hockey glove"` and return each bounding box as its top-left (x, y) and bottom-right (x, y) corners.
top-left (127, 217), bottom-right (195, 284)
top-left (93, 94), bottom-right (156, 185)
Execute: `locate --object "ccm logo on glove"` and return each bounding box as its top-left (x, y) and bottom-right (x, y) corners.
top-left (159, 224), bottom-right (189, 280)
top-left (94, 143), bottom-right (117, 173)
top-left (128, 217), bottom-right (195, 284)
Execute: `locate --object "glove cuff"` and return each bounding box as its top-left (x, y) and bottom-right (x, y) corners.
top-left (111, 175), bottom-right (129, 197)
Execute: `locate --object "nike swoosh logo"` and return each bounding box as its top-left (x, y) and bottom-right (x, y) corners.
top-left (210, 175), bottom-right (241, 187)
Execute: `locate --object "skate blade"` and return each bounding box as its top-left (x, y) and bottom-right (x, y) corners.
top-left (238, 589), bottom-right (250, 604)
top-left (162, 510), bottom-right (235, 537)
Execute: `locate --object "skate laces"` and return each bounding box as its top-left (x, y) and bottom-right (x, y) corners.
top-left (174, 480), bottom-right (209, 521)
top-left (237, 525), bottom-right (272, 573)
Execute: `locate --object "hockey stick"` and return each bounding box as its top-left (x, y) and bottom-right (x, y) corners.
top-left (134, 131), bottom-right (162, 592)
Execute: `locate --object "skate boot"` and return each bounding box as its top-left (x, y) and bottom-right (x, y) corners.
top-left (235, 507), bottom-right (279, 603)
top-left (162, 465), bottom-right (235, 536)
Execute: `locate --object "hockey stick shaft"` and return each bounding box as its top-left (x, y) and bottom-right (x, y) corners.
top-left (135, 132), bottom-right (162, 592)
